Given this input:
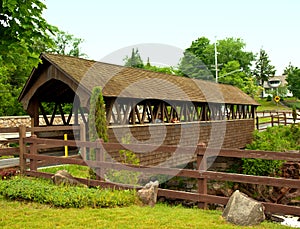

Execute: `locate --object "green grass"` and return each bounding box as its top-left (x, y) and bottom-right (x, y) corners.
top-left (256, 97), bottom-right (300, 112)
top-left (0, 196), bottom-right (290, 229)
top-left (282, 97), bottom-right (300, 109)
top-left (38, 164), bottom-right (90, 178)
top-left (256, 98), bottom-right (291, 112)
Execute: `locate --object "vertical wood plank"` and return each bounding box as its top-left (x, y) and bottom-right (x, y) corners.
top-left (29, 135), bottom-right (38, 171)
top-left (19, 125), bottom-right (27, 174)
top-left (197, 143), bottom-right (207, 209)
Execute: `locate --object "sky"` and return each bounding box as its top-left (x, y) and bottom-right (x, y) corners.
top-left (43, 0), bottom-right (300, 75)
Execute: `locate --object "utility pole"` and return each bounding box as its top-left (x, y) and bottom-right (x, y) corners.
top-left (214, 39), bottom-right (218, 83)
top-left (212, 37), bottom-right (222, 83)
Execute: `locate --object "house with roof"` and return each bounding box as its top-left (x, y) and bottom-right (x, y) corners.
top-left (262, 75), bottom-right (293, 98)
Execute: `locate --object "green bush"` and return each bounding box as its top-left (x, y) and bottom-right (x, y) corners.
top-left (243, 125), bottom-right (300, 176)
top-left (0, 176), bottom-right (137, 208)
top-left (266, 95), bottom-right (272, 101)
top-left (105, 135), bottom-right (141, 185)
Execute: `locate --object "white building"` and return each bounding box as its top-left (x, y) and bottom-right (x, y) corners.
top-left (262, 75), bottom-right (293, 98)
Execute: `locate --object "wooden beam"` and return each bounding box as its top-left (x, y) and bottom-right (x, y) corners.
top-left (49, 103), bottom-right (58, 125)
top-left (38, 102), bottom-right (50, 126)
top-left (58, 103), bottom-right (67, 125)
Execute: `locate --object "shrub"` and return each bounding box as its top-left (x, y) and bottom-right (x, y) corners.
top-left (243, 125), bottom-right (300, 176)
top-left (105, 135), bottom-right (141, 185)
top-left (266, 95), bottom-right (272, 101)
top-left (0, 176), bottom-right (137, 208)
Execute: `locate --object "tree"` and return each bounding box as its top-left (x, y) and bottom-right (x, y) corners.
top-left (143, 57), bottom-right (180, 75)
top-left (286, 68), bottom-right (300, 99)
top-left (218, 61), bottom-right (260, 97)
top-left (88, 87), bottom-right (108, 142)
top-left (283, 62), bottom-right (298, 76)
top-left (48, 30), bottom-right (87, 57)
top-left (123, 48), bottom-right (144, 68)
top-left (0, 1), bottom-right (86, 116)
top-left (179, 37), bottom-right (255, 80)
top-left (218, 61), bottom-right (245, 88)
top-left (253, 49), bottom-right (276, 87)
top-left (0, 0), bottom-right (57, 115)
top-left (178, 50), bottom-right (214, 81)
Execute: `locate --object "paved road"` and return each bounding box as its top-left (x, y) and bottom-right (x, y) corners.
top-left (0, 158), bottom-right (20, 169)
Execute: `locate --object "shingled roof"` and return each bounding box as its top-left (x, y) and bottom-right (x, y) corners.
top-left (19, 53), bottom-right (259, 109)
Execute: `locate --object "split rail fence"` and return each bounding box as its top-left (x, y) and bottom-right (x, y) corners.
top-left (256, 111), bottom-right (300, 131)
top-left (0, 125), bottom-right (300, 216)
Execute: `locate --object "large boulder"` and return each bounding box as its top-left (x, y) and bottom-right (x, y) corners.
top-left (222, 190), bottom-right (265, 226)
top-left (137, 181), bottom-right (159, 207)
top-left (52, 170), bottom-right (84, 186)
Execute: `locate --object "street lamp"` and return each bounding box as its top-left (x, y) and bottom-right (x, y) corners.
top-left (219, 68), bottom-right (243, 78)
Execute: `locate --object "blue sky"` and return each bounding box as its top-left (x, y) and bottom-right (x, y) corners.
top-left (44, 0), bottom-right (300, 74)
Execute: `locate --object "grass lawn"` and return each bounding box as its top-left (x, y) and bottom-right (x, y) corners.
top-left (0, 196), bottom-right (290, 229)
top-left (256, 97), bottom-right (300, 112)
top-left (39, 164), bottom-right (90, 178)
top-left (256, 98), bottom-right (291, 112)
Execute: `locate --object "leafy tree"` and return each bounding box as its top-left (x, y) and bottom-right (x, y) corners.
top-left (143, 58), bottom-right (180, 75)
top-left (253, 49), bottom-right (276, 87)
top-left (286, 68), bottom-right (300, 99)
top-left (218, 61), bottom-right (245, 88)
top-left (0, 1), bottom-right (86, 116)
top-left (179, 37), bottom-right (255, 80)
top-left (48, 30), bottom-right (87, 57)
top-left (0, 0), bottom-right (57, 115)
top-left (283, 62), bottom-right (298, 75)
top-left (218, 61), bottom-right (260, 97)
top-left (123, 48), bottom-right (144, 68)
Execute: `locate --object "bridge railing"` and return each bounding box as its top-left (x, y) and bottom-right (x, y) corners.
top-left (16, 127), bottom-right (300, 217)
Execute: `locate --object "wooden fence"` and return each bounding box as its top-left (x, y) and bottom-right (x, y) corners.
top-left (256, 111), bottom-right (300, 131)
top-left (0, 125), bottom-right (300, 216)
top-left (0, 127), bottom-right (23, 168)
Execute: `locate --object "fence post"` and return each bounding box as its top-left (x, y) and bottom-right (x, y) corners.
top-left (271, 115), bottom-right (274, 127)
top-left (256, 116), bottom-right (259, 130)
top-left (197, 143), bottom-right (207, 209)
top-left (19, 125), bottom-right (27, 174)
top-left (80, 123), bottom-right (86, 160)
top-left (95, 139), bottom-right (104, 181)
top-left (29, 135), bottom-right (38, 171)
top-left (283, 112), bottom-right (287, 126)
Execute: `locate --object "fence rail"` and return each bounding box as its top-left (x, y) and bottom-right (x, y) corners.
top-left (0, 125), bottom-right (300, 216)
top-left (256, 111), bottom-right (300, 130)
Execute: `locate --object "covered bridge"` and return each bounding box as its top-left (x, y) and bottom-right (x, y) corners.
top-left (19, 53), bottom-right (259, 165)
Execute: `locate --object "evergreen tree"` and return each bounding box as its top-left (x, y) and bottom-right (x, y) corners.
top-left (253, 49), bottom-right (276, 87)
top-left (88, 87), bottom-right (108, 142)
top-left (123, 48), bottom-right (144, 68)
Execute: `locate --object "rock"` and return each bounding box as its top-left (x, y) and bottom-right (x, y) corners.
top-left (51, 170), bottom-right (84, 186)
top-left (222, 190), bottom-right (265, 226)
top-left (137, 180), bottom-right (159, 207)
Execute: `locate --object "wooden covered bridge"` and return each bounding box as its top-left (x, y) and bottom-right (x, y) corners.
top-left (18, 53), bottom-right (259, 166)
